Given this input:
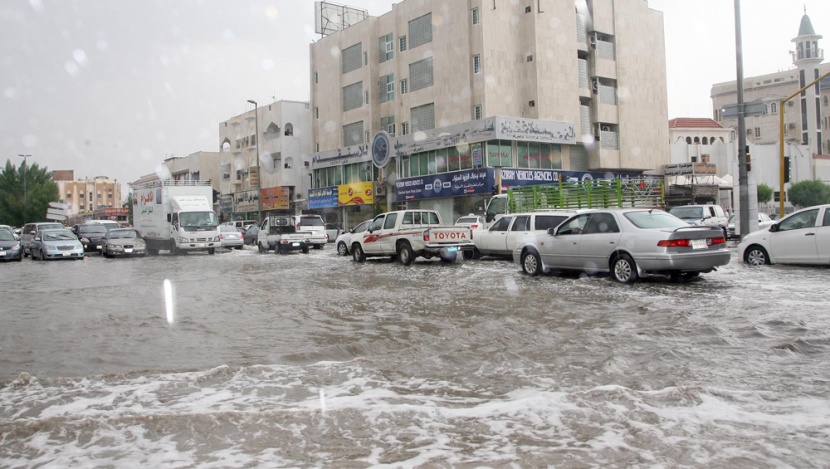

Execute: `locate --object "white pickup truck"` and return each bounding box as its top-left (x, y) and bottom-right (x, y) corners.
top-left (256, 216), bottom-right (312, 254)
top-left (350, 209), bottom-right (474, 265)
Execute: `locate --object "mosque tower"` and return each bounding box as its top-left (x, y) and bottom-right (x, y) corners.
top-left (791, 7), bottom-right (824, 154)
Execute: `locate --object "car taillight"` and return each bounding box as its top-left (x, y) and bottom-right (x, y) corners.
top-left (471, 224), bottom-right (479, 229)
top-left (423, 230), bottom-right (430, 242)
top-left (657, 239), bottom-right (691, 248)
top-left (709, 237), bottom-right (726, 245)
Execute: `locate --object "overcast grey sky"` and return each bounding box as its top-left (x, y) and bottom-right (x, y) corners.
top-left (1, 0), bottom-right (828, 197)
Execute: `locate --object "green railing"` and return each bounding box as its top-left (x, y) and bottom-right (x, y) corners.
top-left (507, 178), bottom-right (664, 212)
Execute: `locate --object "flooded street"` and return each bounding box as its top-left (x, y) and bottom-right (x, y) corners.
top-left (1, 246), bottom-right (829, 467)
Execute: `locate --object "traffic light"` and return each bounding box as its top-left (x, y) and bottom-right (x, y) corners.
top-left (784, 156), bottom-right (791, 183)
top-left (745, 145), bottom-right (751, 172)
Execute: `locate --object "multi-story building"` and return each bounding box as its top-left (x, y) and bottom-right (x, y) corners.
top-left (308, 0), bottom-right (669, 227)
top-left (53, 170), bottom-right (123, 219)
top-left (218, 100), bottom-right (312, 221)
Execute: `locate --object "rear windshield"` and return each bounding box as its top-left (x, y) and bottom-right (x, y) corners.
top-left (109, 230), bottom-right (140, 239)
top-left (668, 206), bottom-right (704, 220)
top-left (625, 210), bottom-right (691, 229)
top-left (298, 216), bottom-right (324, 226)
top-left (79, 225), bottom-right (108, 234)
top-left (455, 217), bottom-right (479, 224)
top-left (39, 223), bottom-right (63, 231)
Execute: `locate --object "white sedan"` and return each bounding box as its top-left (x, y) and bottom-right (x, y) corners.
top-left (737, 204), bottom-right (830, 265)
top-left (726, 212), bottom-right (774, 239)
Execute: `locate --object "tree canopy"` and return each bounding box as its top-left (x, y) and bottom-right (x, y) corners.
top-left (756, 183), bottom-right (773, 204)
top-left (787, 180), bottom-right (830, 208)
top-left (0, 159), bottom-right (60, 227)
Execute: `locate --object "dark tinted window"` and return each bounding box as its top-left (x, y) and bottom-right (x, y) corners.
top-left (535, 215), bottom-right (568, 231)
top-left (511, 216), bottom-right (530, 231)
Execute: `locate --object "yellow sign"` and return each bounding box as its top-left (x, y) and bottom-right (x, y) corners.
top-left (338, 182), bottom-right (374, 206)
top-left (261, 186), bottom-right (290, 210)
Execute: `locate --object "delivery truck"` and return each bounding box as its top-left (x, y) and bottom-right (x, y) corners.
top-left (130, 179), bottom-right (220, 255)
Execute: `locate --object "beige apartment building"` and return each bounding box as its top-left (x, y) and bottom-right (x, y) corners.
top-left (218, 100), bottom-right (312, 221)
top-left (308, 0), bottom-right (669, 226)
top-left (53, 170), bottom-right (123, 219)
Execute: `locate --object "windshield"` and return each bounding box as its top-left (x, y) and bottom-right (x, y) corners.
top-left (668, 206), bottom-right (704, 220)
top-left (0, 229), bottom-right (14, 241)
top-left (485, 197), bottom-right (507, 222)
top-left (179, 211), bottom-right (218, 228)
top-left (625, 210), bottom-right (692, 229)
top-left (109, 230), bottom-right (140, 240)
top-left (219, 225), bottom-right (237, 233)
top-left (79, 225), bottom-right (108, 235)
top-left (42, 230), bottom-right (77, 241)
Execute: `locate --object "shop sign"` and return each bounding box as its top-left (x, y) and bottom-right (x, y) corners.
top-left (395, 168), bottom-right (495, 202)
top-left (338, 182), bottom-right (374, 206)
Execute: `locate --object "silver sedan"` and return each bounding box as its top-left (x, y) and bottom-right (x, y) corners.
top-left (30, 229), bottom-right (85, 260)
top-left (513, 208), bottom-right (731, 283)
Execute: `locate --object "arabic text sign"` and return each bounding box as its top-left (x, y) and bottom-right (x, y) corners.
top-left (261, 187), bottom-right (290, 210)
top-left (308, 186), bottom-right (337, 209)
top-left (394, 168), bottom-right (495, 202)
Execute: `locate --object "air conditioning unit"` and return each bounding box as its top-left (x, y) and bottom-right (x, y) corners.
top-left (295, 193), bottom-right (304, 200)
top-left (592, 79), bottom-right (600, 93)
top-left (601, 126), bottom-right (611, 132)
top-left (589, 34), bottom-right (597, 48)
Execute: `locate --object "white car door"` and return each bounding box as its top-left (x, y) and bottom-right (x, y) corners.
top-left (503, 215), bottom-right (531, 256)
top-left (362, 214), bottom-right (387, 254)
top-left (477, 216), bottom-right (512, 254)
top-left (769, 208), bottom-right (819, 263)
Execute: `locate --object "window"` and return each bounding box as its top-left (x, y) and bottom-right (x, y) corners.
top-left (754, 127), bottom-right (761, 138)
top-left (473, 54), bottom-right (481, 74)
top-left (399, 35), bottom-right (407, 51)
top-left (400, 79), bottom-right (408, 95)
top-left (363, 51), bottom-right (368, 65)
top-left (383, 213), bottom-right (398, 229)
top-left (315, 107), bottom-right (319, 119)
top-left (379, 74), bottom-right (395, 102)
top-left (365, 90), bottom-right (369, 105)
top-left (472, 7), bottom-right (479, 25)
top-left (408, 13), bottom-right (432, 49)
top-left (314, 72), bottom-right (318, 84)
top-left (342, 82), bottom-right (363, 111)
top-left (779, 209), bottom-right (818, 231)
top-left (409, 57), bottom-right (434, 91)
top-left (401, 122), bottom-right (409, 135)
top-left (770, 102), bottom-right (778, 114)
top-left (343, 121), bottom-right (364, 146)
top-left (341, 43), bottom-right (362, 74)
top-left (511, 216), bottom-right (530, 232)
top-left (381, 115), bottom-right (395, 136)
top-left (365, 130), bottom-right (370, 143)
top-left (411, 103), bottom-right (435, 132)
top-left (379, 33), bottom-right (394, 62)
top-left (474, 105), bottom-right (482, 120)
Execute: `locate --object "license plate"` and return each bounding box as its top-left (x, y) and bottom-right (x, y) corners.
top-left (0, 252), bottom-right (6, 256)
top-left (446, 246), bottom-right (458, 252)
top-left (96, 245), bottom-right (102, 249)
top-left (125, 248), bottom-right (133, 253)
top-left (197, 243), bottom-right (206, 247)
top-left (292, 242), bottom-right (300, 247)
top-left (691, 239), bottom-right (706, 250)
top-left (62, 252), bottom-right (70, 256)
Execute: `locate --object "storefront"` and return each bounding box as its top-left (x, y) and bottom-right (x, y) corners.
top-left (308, 182), bottom-right (381, 230)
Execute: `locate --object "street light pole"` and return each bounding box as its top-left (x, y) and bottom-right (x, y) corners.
top-left (247, 99), bottom-right (262, 221)
top-left (19, 154), bottom-right (31, 204)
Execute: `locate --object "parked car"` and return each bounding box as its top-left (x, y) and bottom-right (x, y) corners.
top-left (0, 226), bottom-right (23, 262)
top-left (296, 214), bottom-right (327, 249)
top-left (737, 203), bottom-right (830, 266)
top-left (324, 223), bottom-right (341, 243)
top-left (726, 213), bottom-right (774, 239)
top-left (83, 219), bottom-right (121, 231)
top-left (468, 210), bottom-right (580, 259)
top-left (454, 214), bottom-right (487, 230)
top-left (218, 224), bottom-right (244, 250)
top-left (513, 208), bottom-right (731, 283)
top-left (335, 220), bottom-right (371, 256)
top-left (243, 224), bottom-right (259, 245)
top-left (30, 228), bottom-right (85, 260)
top-left (73, 223), bottom-right (109, 253)
top-left (668, 204), bottom-right (728, 236)
top-left (19, 222), bottom-right (64, 257)
top-left (224, 220), bottom-right (258, 233)
top-left (101, 228), bottom-right (147, 258)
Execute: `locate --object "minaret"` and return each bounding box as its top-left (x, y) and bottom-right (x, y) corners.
top-left (791, 7), bottom-right (824, 154)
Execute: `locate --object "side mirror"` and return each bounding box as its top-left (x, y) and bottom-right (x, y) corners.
top-left (769, 224), bottom-right (779, 232)
top-left (547, 227), bottom-right (556, 236)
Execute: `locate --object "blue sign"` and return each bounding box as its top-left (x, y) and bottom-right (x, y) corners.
top-left (308, 186), bottom-right (337, 209)
top-left (395, 168), bottom-right (495, 202)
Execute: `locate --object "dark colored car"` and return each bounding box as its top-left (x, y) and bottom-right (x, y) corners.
top-left (0, 227), bottom-right (23, 262)
top-left (74, 223), bottom-right (109, 253)
top-left (243, 224), bottom-right (259, 245)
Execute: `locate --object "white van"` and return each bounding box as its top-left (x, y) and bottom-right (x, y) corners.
top-left (296, 214), bottom-right (327, 249)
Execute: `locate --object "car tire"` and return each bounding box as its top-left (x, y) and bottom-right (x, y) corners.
top-left (302, 245), bottom-right (310, 254)
top-left (337, 242), bottom-right (348, 256)
top-left (612, 254), bottom-right (639, 284)
top-left (352, 244), bottom-right (366, 263)
top-left (521, 251), bottom-right (541, 276)
top-left (235, 245), bottom-right (243, 250)
top-left (744, 245), bottom-right (769, 266)
top-left (398, 242), bottom-right (414, 266)
top-left (462, 249), bottom-right (474, 260)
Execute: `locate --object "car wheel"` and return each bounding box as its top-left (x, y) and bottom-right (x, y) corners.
top-left (352, 244), bottom-right (366, 262)
top-left (302, 245), bottom-right (310, 254)
top-left (744, 245), bottom-right (769, 266)
top-left (398, 242), bottom-right (414, 266)
top-left (337, 242), bottom-right (348, 256)
top-left (521, 251), bottom-right (541, 276)
top-left (462, 249), bottom-right (474, 260)
top-left (612, 254), bottom-right (639, 284)
top-left (208, 248), bottom-right (215, 255)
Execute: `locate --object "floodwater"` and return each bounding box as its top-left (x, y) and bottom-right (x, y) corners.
top-left (1, 245), bottom-right (829, 467)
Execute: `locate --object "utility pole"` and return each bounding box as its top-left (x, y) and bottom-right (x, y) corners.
top-left (247, 99), bottom-right (263, 221)
top-left (733, 0), bottom-right (750, 241)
